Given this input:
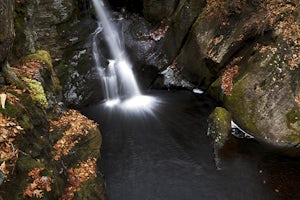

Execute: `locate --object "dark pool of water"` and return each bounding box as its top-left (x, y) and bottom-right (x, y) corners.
top-left (81, 90), bottom-right (300, 200)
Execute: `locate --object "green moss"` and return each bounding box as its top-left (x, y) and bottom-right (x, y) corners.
top-left (286, 108), bottom-right (300, 130)
top-left (25, 50), bottom-right (53, 68)
top-left (22, 77), bottom-right (48, 109)
top-left (208, 107), bottom-right (232, 146)
top-left (20, 115), bottom-right (33, 130)
top-left (224, 79), bottom-right (260, 135)
top-left (207, 78), bottom-right (223, 102)
top-left (25, 50), bottom-right (62, 95)
top-left (209, 107), bottom-right (231, 131)
top-left (2, 156), bottom-right (45, 199)
top-left (1, 101), bottom-right (22, 117)
top-left (17, 156), bottom-right (45, 172)
top-left (75, 175), bottom-right (106, 200)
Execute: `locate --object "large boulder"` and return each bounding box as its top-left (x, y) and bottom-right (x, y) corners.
top-left (206, 0), bottom-right (300, 150)
top-left (175, 1), bottom-right (263, 88)
top-left (209, 39), bottom-right (300, 150)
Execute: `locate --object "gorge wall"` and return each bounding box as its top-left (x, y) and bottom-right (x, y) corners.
top-left (141, 0), bottom-right (300, 152)
top-left (0, 0), bottom-right (299, 199)
top-left (0, 0), bottom-right (106, 199)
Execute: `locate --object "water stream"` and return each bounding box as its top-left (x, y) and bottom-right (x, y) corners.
top-left (81, 91), bottom-right (300, 200)
top-left (92, 0), bottom-right (140, 103)
top-left (86, 1), bottom-right (300, 199)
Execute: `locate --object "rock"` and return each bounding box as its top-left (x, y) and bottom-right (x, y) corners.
top-left (13, 0), bottom-right (75, 60)
top-left (143, 0), bottom-right (178, 23)
top-left (141, 0), bottom-right (206, 66)
top-left (0, 170), bottom-right (4, 186)
top-left (174, 2), bottom-right (261, 89)
top-left (207, 107), bottom-right (233, 169)
top-left (227, 44), bottom-right (300, 148)
top-left (161, 66), bottom-right (194, 89)
top-left (0, 51), bottom-right (106, 199)
top-left (208, 36), bottom-right (300, 151)
top-left (161, 0), bottom-right (206, 61)
top-left (0, 0), bottom-right (15, 67)
top-left (151, 0), bottom-right (300, 151)
top-left (207, 107), bottom-right (232, 149)
top-left (22, 77), bottom-right (49, 108)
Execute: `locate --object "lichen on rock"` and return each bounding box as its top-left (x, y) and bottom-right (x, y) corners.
top-left (22, 77), bottom-right (49, 108)
top-left (208, 107), bottom-right (232, 149)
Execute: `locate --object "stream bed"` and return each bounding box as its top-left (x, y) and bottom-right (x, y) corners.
top-left (81, 90), bottom-right (300, 200)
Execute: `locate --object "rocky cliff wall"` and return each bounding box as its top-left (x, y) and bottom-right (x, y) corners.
top-left (142, 0), bottom-right (300, 150)
top-left (0, 1), bottom-right (106, 199)
top-left (0, 0), bottom-right (15, 68)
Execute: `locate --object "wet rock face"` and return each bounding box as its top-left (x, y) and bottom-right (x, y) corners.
top-left (219, 41), bottom-right (300, 149)
top-left (142, 0), bottom-right (206, 62)
top-left (13, 0), bottom-right (74, 60)
top-left (208, 107), bottom-right (232, 149)
top-left (143, 0), bottom-right (178, 22)
top-left (57, 12), bottom-right (168, 107)
top-left (140, 0), bottom-right (299, 150)
top-left (0, 0), bottom-right (15, 67)
top-left (208, 43), bottom-right (300, 149)
top-left (174, 2), bottom-right (261, 88)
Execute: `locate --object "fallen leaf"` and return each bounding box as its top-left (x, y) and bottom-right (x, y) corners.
top-left (0, 94), bottom-right (7, 109)
top-left (33, 189), bottom-right (44, 198)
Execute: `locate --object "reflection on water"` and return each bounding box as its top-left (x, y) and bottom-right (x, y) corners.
top-left (81, 90), bottom-right (300, 200)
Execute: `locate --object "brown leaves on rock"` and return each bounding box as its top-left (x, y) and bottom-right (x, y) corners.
top-left (12, 59), bottom-right (45, 79)
top-left (136, 24), bottom-right (170, 42)
top-left (60, 158), bottom-right (97, 200)
top-left (23, 168), bottom-right (53, 199)
top-left (264, 0), bottom-right (300, 69)
top-left (0, 113), bottom-right (23, 180)
top-left (221, 65), bottom-right (239, 96)
top-left (50, 110), bottom-right (98, 160)
top-left (1, 85), bottom-right (23, 105)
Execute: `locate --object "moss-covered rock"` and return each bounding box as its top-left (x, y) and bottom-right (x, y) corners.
top-left (12, 0), bottom-right (75, 60)
top-left (75, 175), bottom-right (106, 200)
top-left (208, 38), bottom-right (300, 151)
top-left (208, 107), bottom-right (232, 149)
top-left (24, 50), bottom-right (53, 68)
top-left (0, 50), bottom-right (105, 199)
top-left (22, 77), bottom-right (48, 108)
top-left (174, 0), bottom-right (262, 89)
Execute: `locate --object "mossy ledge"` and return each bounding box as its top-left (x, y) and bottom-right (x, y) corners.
top-left (0, 51), bottom-right (106, 199)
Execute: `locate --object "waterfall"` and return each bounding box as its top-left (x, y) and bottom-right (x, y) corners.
top-left (92, 0), bottom-right (141, 104)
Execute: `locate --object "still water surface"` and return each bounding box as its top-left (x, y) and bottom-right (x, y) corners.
top-left (81, 90), bottom-right (300, 200)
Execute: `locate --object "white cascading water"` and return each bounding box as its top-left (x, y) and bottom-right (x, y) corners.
top-left (92, 0), bottom-right (142, 105)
